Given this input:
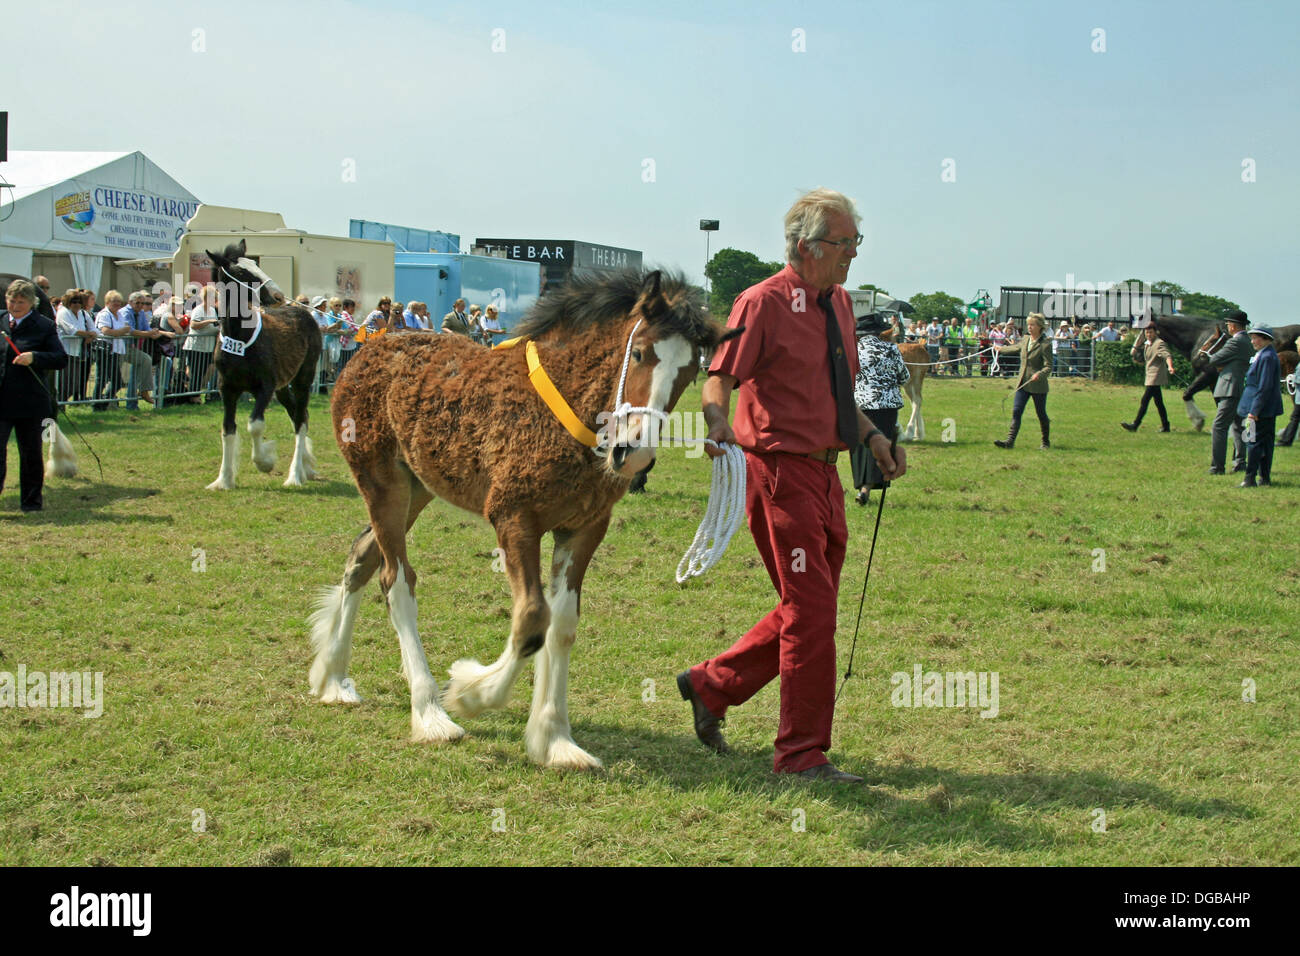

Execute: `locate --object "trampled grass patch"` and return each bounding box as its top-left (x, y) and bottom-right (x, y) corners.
top-left (0, 375), bottom-right (1295, 865)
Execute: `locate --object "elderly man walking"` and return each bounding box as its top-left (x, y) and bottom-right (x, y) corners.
top-left (1201, 310), bottom-right (1253, 475)
top-left (676, 188), bottom-right (907, 784)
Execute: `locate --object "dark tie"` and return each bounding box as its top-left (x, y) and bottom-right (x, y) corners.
top-left (818, 292), bottom-right (859, 448)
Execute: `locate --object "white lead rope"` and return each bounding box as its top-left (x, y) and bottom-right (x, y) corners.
top-left (676, 440), bottom-right (746, 583)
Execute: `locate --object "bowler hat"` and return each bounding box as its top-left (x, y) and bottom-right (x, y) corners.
top-left (1226, 309), bottom-right (1249, 327)
top-left (856, 312), bottom-right (889, 335)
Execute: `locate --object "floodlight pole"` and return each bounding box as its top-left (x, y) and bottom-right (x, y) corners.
top-left (699, 219), bottom-right (719, 296)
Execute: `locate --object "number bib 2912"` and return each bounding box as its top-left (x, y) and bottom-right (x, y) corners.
top-left (220, 336), bottom-right (247, 357)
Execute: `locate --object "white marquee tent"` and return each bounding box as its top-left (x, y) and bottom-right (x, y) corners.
top-left (0, 150), bottom-right (200, 294)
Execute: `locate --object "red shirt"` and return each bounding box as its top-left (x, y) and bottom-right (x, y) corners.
top-left (709, 264), bottom-right (859, 454)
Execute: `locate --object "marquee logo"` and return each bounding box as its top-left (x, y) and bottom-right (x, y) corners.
top-left (55, 191), bottom-right (95, 233)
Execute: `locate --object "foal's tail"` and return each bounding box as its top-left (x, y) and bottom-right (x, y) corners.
top-left (307, 585), bottom-right (360, 703)
top-left (45, 423), bottom-right (79, 479)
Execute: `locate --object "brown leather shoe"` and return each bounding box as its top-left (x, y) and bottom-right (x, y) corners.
top-left (677, 671), bottom-right (729, 754)
top-left (789, 762), bottom-right (864, 784)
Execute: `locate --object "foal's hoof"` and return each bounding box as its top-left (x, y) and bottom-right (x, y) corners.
top-left (540, 738), bottom-right (603, 771)
top-left (411, 706), bottom-right (466, 744)
top-left (317, 676), bottom-right (362, 704)
top-left (206, 477), bottom-right (234, 491)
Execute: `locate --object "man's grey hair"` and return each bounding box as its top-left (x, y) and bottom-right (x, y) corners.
top-left (784, 187), bottom-right (861, 263)
top-left (6, 278), bottom-right (38, 302)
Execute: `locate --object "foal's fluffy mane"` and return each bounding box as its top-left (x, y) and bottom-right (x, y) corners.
top-left (514, 269), bottom-right (712, 344)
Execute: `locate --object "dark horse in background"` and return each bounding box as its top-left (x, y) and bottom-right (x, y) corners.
top-left (0, 273), bottom-right (77, 477)
top-left (203, 241), bottom-right (322, 489)
top-left (1153, 314), bottom-right (1300, 430)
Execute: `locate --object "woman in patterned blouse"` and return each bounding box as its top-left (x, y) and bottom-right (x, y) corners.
top-left (851, 312), bottom-right (911, 505)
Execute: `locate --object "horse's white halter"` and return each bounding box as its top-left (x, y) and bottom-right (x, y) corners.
top-left (594, 318), bottom-right (670, 456)
top-left (215, 265), bottom-right (266, 352)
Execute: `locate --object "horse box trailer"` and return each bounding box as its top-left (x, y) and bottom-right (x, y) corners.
top-left (394, 252), bottom-right (542, 333)
top-left (117, 204), bottom-right (395, 308)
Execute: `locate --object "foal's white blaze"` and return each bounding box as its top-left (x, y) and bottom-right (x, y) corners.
top-left (615, 333), bottom-right (693, 476)
top-left (235, 256), bottom-right (285, 305)
top-left (249, 418), bottom-right (277, 473)
top-left (525, 550), bottom-right (599, 769)
top-left (308, 585), bottom-right (363, 703)
top-left (388, 564), bottom-right (464, 743)
top-left (206, 432), bottom-right (239, 490)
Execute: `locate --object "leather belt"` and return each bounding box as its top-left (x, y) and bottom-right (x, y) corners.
top-left (802, 448), bottom-right (840, 464)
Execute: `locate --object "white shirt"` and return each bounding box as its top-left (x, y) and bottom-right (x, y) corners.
top-left (56, 305), bottom-right (96, 357)
top-left (96, 306), bottom-right (130, 355)
top-left (185, 305), bottom-right (220, 350)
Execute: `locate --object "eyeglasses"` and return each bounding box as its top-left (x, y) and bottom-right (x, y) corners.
top-left (813, 234), bottom-right (864, 250)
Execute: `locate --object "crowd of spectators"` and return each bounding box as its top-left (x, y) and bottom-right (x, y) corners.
top-left (898, 315), bottom-right (1121, 378)
top-left (42, 281), bottom-right (518, 408)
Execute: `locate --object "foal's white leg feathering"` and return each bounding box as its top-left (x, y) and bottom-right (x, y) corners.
top-left (524, 577), bottom-right (600, 770)
top-left (249, 418), bottom-right (277, 473)
top-left (206, 432), bottom-right (239, 490)
top-left (284, 424), bottom-right (311, 487)
top-left (388, 565), bottom-right (464, 743)
top-left (445, 648), bottom-right (525, 718)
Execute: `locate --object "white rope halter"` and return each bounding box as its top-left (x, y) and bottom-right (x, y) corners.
top-left (597, 318), bottom-right (745, 581)
top-left (593, 318), bottom-right (670, 456)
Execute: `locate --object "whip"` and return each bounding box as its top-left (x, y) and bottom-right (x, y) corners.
top-left (835, 430), bottom-right (897, 702)
top-left (675, 440), bottom-right (746, 583)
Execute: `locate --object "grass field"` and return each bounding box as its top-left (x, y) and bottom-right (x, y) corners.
top-left (1, 373), bottom-right (1296, 866)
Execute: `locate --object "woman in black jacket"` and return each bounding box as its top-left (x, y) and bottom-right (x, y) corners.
top-left (1, 278), bottom-right (69, 512)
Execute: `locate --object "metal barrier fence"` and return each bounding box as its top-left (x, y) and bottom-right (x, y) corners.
top-left (51, 333), bottom-right (354, 410)
top-left (910, 338), bottom-right (1099, 379)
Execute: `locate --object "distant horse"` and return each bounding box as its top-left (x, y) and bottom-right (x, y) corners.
top-left (204, 240), bottom-right (322, 489)
top-left (307, 270), bottom-right (738, 768)
top-left (0, 273), bottom-right (77, 477)
top-left (1156, 315), bottom-right (1300, 430)
top-left (1151, 314), bottom-right (1225, 430)
top-left (896, 339), bottom-right (931, 441)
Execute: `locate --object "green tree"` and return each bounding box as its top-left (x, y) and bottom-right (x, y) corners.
top-left (704, 248), bottom-right (783, 314)
top-left (908, 291), bottom-right (965, 327)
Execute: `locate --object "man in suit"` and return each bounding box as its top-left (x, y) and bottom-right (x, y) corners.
top-left (1, 279), bottom-right (69, 512)
top-left (1237, 327), bottom-right (1284, 487)
top-left (1200, 310), bottom-right (1252, 475)
top-left (441, 298), bottom-right (473, 336)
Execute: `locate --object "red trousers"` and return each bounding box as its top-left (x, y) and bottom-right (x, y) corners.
top-left (689, 451), bottom-right (847, 773)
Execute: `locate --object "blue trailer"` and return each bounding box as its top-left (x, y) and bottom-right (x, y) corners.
top-left (394, 252), bottom-right (542, 333)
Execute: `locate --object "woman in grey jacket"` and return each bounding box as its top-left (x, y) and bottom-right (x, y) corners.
top-left (991, 312), bottom-right (1052, 449)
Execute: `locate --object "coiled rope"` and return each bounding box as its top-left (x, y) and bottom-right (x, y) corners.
top-left (675, 440), bottom-right (746, 583)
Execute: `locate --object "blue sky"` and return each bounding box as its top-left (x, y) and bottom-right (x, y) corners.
top-left (6, 0), bottom-right (1298, 316)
